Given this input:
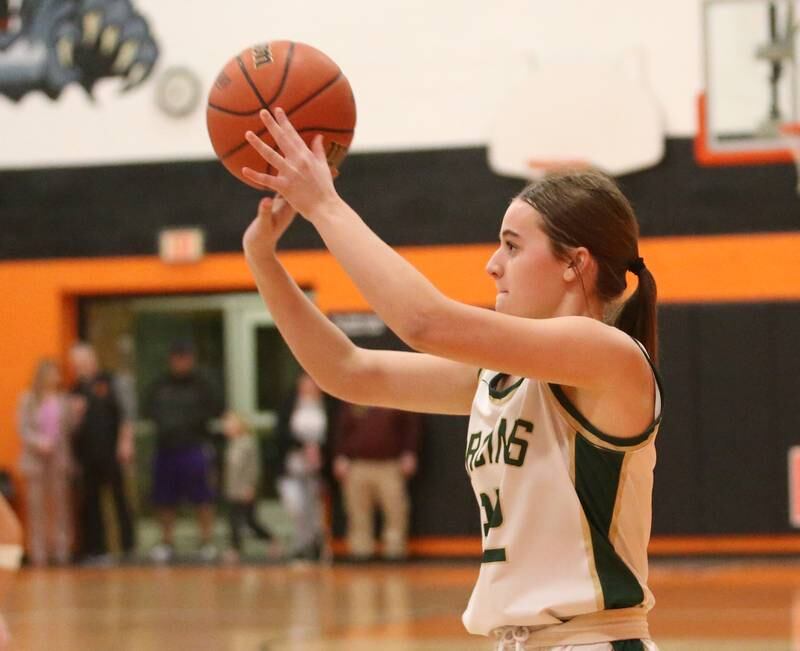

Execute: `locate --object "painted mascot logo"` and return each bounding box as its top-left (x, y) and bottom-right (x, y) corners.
top-left (0, 0), bottom-right (158, 100)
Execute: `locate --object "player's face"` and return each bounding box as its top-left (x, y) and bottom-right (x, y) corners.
top-left (486, 201), bottom-right (568, 318)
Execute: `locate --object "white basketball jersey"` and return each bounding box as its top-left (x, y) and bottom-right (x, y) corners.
top-left (462, 345), bottom-right (662, 645)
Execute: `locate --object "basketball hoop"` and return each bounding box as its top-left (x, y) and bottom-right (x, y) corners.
top-left (526, 158), bottom-right (593, 179)
top-left (779, 122), bottom-right (800, 194)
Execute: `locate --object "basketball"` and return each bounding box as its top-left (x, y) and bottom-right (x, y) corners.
top-left (206, 41), bottom-right (357, 188)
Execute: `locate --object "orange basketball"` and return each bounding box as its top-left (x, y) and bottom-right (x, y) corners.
top-left (207, 41), bottom-right (357, 188)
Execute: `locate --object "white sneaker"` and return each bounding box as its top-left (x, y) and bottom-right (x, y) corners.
top-left (149, 543), bottom-right (174, 564)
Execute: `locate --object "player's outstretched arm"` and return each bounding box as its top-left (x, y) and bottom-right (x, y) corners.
top-left (243, 197), bottom-right (476, 416)
top-left (242, 109), bottom-right (649, 393)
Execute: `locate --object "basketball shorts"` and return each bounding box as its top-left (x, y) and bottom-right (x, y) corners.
top-left (152, 445), bottom-right (214, 506)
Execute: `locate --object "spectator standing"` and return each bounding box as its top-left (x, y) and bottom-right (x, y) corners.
top-left (332, 405), bottom-right (422, 561)
top-left (221, 411), bottom-right (274, 563)
top-left (276, 372), bottom-right (328, 561)
top-left (144, 340), bottom-right (223, 563)
top-left (69, 342), bottom-right (135, 564)
top-left (17, 359), bottom-right (73, 566)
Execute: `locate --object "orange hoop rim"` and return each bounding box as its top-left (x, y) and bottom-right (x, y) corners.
top-left (779, 122), bottom-right (800, 137)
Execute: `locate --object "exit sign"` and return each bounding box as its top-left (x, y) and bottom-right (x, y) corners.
top-left (159, 227), bottom-right (205, 263)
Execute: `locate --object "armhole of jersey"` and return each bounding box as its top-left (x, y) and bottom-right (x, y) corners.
top-left (546, 339), bottom-right (663, 452)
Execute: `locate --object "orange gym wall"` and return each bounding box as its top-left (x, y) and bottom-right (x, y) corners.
top-left (3, 230), bottom-right (800, 475)
top-left (2, 230), bottom-right (800, 559)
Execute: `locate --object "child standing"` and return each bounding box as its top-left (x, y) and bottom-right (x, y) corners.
top-left (222, 411), bottom-right (273, 562)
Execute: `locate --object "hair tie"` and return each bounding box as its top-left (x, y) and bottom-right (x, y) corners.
top-left (628, 256), bottom-right (645, 275)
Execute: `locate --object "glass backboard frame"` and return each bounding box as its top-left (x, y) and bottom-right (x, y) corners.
top-left (697, 0), bottom-right (798, 165)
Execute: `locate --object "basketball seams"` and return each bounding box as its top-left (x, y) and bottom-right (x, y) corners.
top-left (236, 55), bottom-right (270, 109)
top-left (264, 41), bottom-right (295, 107)
top-left (207, 103), bottom-right (262, 117)
top-left (285, 72), bottom-right (343, 117)
top-left (220, 126), bottom-right (354, 161)
top-left (219, 125), bottom-right (268, 160)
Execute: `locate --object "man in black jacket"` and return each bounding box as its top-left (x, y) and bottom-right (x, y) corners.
top-left (70, 341), bottom-right (136, 563)
top-left (144, 340), bottom-right (223, 563)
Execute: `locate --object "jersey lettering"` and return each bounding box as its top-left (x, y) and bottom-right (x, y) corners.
top-left (465, 418), bottom-right (534, 472)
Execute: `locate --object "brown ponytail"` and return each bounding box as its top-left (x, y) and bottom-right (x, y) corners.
top-left (615, 265), bottom-right (658, 365)
top-left (517, 170), bottom-right (659, 364)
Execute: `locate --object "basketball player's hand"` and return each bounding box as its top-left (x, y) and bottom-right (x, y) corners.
top-left (242, 194), bottom-right (297, 259)
top-left (242, 108), bottom-right (341, 220)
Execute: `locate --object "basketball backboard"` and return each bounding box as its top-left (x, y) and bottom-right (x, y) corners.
top-left (697, 0), bottom-right (799, 165)
top-left (487, 58), bottom-right (664, 179)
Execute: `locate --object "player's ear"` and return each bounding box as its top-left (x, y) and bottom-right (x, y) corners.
top-left (563, 247), bottom-right (591, 281)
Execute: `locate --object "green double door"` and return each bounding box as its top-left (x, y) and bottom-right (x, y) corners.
top-left (79, 292), bottom-right (301, 516)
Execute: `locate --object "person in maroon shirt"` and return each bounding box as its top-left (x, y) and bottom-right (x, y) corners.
top-left (332, 404), bottom-right (422, 560)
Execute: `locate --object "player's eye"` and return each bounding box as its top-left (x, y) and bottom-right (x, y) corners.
top-left (504, 240), bottom-right (517, 252)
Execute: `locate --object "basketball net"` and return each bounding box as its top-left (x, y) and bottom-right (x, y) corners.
top-left (779, 122), bottom-right (800, 194)
top-left (527, 158), bottom-right (593, 179)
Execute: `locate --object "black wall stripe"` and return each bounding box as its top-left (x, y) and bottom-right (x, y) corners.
top-left (0, 139), bottom-right (798, 261)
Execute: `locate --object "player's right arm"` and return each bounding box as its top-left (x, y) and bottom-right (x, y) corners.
top-left (243, 196), bottom-right (476, 416)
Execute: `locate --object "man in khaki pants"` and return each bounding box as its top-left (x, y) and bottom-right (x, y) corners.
top-left (332, 405), bottom-right (422, 561)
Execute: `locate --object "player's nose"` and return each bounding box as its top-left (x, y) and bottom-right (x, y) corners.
top-left (486, 248), bottom-right (503, 279)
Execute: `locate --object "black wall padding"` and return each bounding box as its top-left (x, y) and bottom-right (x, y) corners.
top-left (1, 139), bottom-right (798, 260)
top-left (653, 302), bottom-right (800, 536)
top-left (328, 302), bottom-right (800, 539)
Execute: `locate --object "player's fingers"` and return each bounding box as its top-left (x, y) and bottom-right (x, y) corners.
top-left (242, 167), bottom-right (282, 191)
top-left (245, 131), bottom-right (288, 171)
top-left (274, 107), bottom-right (309, 153)
top-left (272, 194), bottom-right (296, 217)
top-left (258, 109), bottom-right (303, 158)
top-left (272, 196), bottom-right (298, 229)
top-left (257, 197), bottom-right (273, 217)
top-left (310, 134), bottom-right (327, 163)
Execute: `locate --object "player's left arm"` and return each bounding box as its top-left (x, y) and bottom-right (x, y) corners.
top-left (242, 109), bottom-right (646, 392)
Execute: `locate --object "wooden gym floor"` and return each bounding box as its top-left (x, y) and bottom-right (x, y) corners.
top-left (5, 559), bottom-right (800, 650)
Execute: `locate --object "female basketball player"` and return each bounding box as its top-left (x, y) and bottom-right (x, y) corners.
top-left (240, 108), bottom-right (661, 651)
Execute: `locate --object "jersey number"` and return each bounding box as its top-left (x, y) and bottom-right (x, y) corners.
top-left (480, 489), bottom-right (503, 536)
top-left (479, 489), bottom-right (507, 563)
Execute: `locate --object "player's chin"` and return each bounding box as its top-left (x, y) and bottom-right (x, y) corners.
top-left (494, 292), bottom-right (509, 312)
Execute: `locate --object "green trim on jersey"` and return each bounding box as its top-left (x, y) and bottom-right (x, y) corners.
top-left (611, 640), bottom-right (646, 651)
top-left (548, 337), bottom-right (665, 448)
top-left (488, 373), bottom-right (524, 400)
top-left (549, 383), bottom-right (657, 447)
top-left (575, 434), bottom-right (645, 609)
